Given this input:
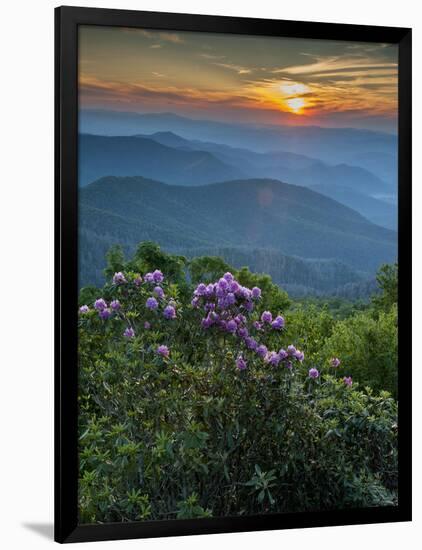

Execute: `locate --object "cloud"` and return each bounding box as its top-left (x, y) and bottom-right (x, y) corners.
top-left (159, 32), bottom-right (184, 44)
top-left (273, 55), bottom-right (397, 76)
top-left (79, 76), bottom-right (256, 108)
top-left (199, 53), bottom-right (226, 60)
top-left (212, 62), bottom-right (252, 75)
top-left (138, 29), bottom-right (185, 44)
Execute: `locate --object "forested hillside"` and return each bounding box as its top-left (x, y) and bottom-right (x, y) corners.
top-left (79, 176), bottom-right (396, 293)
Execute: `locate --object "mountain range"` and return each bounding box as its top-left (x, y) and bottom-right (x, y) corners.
top-left (79, 131), bottom-right (397, 229)
top-left (80, 109), bottom-right (398, 167)
top-left (79, 176), bottom-right (397, 291)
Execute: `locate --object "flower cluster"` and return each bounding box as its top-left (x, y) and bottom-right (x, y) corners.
top-left (78, 269), bottom-right (355, 386)
top-left (192, 273), bottom-right (303, 371)
top-left (80, 270), bottom-right (178, 343)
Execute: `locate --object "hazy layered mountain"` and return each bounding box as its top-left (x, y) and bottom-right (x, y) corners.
top-left (145, 131), bottom-right (392, 195)
top-left (345, 151), bottom-right (398, 187)
top-left (79, 134), bottom-right (243, 187)
top-left (80, 109), bottom-right (398, 164)
top-left (81, 131), bottom-right (395, 229)
top-left (79, 176), bottom-right (397, 289)
top-left (311, 183), bottom-right (397, 230)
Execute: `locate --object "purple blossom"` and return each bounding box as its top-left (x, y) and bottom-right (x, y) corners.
top-left (238, 327), bottom-right (249, 339)
top-left (265, 351), bottom-right (281, 366)
top-left (308, 368), bottom-right (319, 379)
top-left (330, 357), bottom-right (341, 368)
top-left (287, 345), bottom-right (297, 356)
top-left (271, 315), bottom-right (285, 330)
top-left (99, 308), bottom-right (111, 320)
top-left (163, 305), bottom-right (176, 319)
top-left (152, 270), bottom-right (164, 283)
top-left (216, 286), bottom-right (226, 299)
top-left (226, 292), bottom-right (236, 305)
top-left (110, 300), bottom-right (121, 311)
top-left (244, 300), bottom-right (254, 312)
top-left (343, 376), bottom-right (353, 387)
top-left (201, 317), bottom-right (213, 329)
top-left (191, 297), bottom-right (200, 308)
top-left (146, 297), bottom-right (159, 310)
top-left (144, 272), bottom-right (154, 282)
top-left (123, 327), bottom-right (135, 338)
top-left (256, 344), bottom-right (268, 358)
top-left (261, 311), bottom-right (273, 324)
top-left (278, 349), bottom-right (288, 361)
top-left (153, 286), bottom-right (165, 299)
top-left (205, 302), bottom-right (215, 311)
top-left (240, 287), bottom-right (252, 300)
top-left (245, 337), bottom-right (258, 351)
top-left (226, 319), bottom-right (238, 333)
top-left (253, 321), bottom-right (263, 331)
top-left (133, 274), bottom-right (143, 286)
top-left (294, 350), bottom-right (305, 362)
top-left (236, 355), bottom-right (247, 370)
top-left (251, 287), bottom-right (262, 299)
top-left (205, 284), bottom-right (215, 298)
top-left (223, 272), bottom-right (234, 282)
top-left (195, 283), bottom-right (207, 296)
top-left (218, 277), bottom-right (229, 291)
top-left (112, 271), bottom-right (127, 285)
top-left (94, 298), bottom-right (107, 311)
top-left (229, 281), bottom-right (240, 293)
top-left (157, 345), bottom-right (169, 358)
top-left (285, 361), bottom-right (293, 370)
top-left (235, 314), bottom-right (246, 325)
top-left (79, 305), bottom-right (89, 314)
top-left (144, 321), bottom-right (151, 330)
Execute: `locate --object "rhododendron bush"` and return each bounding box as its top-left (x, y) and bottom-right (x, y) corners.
top-left (78, 243), bottom-right (398, 523)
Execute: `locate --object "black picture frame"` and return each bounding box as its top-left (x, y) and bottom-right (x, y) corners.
top-left (55, 5), bottom-right (412, 543)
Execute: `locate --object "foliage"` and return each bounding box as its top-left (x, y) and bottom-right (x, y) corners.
top-left (321, 306), bottom-right (398, 397)
top-left (371, 263), bottom-right (398, 313)
top-left (78, 244), bottom-right (398, 523)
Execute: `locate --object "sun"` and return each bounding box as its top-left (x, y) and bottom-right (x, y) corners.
top-left (286, 97), bottom-right (305, 114)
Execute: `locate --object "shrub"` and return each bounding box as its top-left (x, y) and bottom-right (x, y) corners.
top-left (78, 255), bottom-right (397, 523)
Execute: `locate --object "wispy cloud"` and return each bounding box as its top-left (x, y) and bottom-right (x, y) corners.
top-left (273, 55), bottom-right (397, 76)
top-left (212, 62), bottom-right (252, 75)
top-left (138, 29), bottom-right (185, 44)
top-left (199, 53), bottom-right (226, 60)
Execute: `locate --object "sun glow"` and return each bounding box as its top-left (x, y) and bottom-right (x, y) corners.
top-left (277, 82), bottom-right (309, 114)
top-left (280, 82), bottom-right (309, 96)
top-left (286, 97), bottom-right (305, 114)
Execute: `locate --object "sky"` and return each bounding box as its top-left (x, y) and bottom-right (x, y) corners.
top-left (79, 25), bottom-right (398, 133)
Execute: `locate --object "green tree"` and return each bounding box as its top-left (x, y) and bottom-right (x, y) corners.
top-left (371, 263), bottom-right (398, 313)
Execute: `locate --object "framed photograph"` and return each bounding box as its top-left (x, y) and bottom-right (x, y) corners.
top-left (55, 6), bottom-right (412, 543)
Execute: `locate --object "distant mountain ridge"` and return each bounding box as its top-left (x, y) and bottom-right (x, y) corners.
top-left (79, 134), bottom-right (244, 187)
top-left (144, 131), bottom-right (393, 194)
top-left (79, 175), bottom-right (397, 289)
top-left (80, 108), bottom-right (398, 164)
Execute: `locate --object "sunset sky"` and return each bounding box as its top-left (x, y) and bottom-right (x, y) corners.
top-left (79, 25), bottom-right (398, 133)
